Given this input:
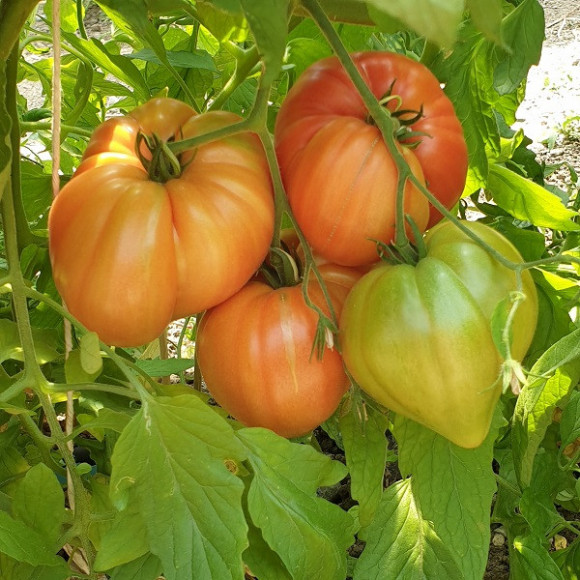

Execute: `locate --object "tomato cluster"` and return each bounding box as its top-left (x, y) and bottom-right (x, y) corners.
top-left (48, 51), bottom-right (538, 446)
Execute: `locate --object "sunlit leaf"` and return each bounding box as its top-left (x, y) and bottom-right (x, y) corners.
top-left (366, 0), bottom-right (463, 48)
top-left (108, 395), bottom-right (247, 580)
top-left (493, 0), bottom-right (544, 95)
top-left (489, 164), bottom-right (580, 231)
top-left (511, 533), bottom-right (565, 579)
top-left (0, 511), bottom-right (62, 566)
top-left (512, 328), bottom-right (580, 487)
top-left (0, 320), bottom-right (59, 365)
top-left (12, 463), bottom-right (66, 547)
top-left (238, 0), bottom-right (288, 83)
top-left (392, 413), bottom-right (500, 580)
top-left (354, 479), bottom-right (463, 579)
top-left (467, 0), bottom-right (502, 43)
top-left (238, 428), bottom-right (354, 580)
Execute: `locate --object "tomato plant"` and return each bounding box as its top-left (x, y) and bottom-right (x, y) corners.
top-left (196, 263), bottom-right (360, 438)
top-left (2, 1), bottom-right (580, 579)
top-left (340, 220), bottom-right (538, 448)
top-left (48, 98), bottom-right (275, 346)
top-left (274, 51), bottom-right (468, 266)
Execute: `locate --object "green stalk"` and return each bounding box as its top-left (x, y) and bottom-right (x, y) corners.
top-left (49, 382), bottom-right (142, 400)
top-left (208, 45), bottom-right (261, 112)
top-left (6, 44), bottom-right (44, 250)
top-left (20, 120), bottom-right (93, 138)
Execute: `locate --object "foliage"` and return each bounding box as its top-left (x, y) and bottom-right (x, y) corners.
top-left (0, 0), bottom-right (579, 579)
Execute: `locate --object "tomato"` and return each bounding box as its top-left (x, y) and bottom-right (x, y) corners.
top-left (48, 98), bottom-right (275, 347)
top-left (274, 51), bottom-right (468, 266)
top-left (196, 267), bottom-right (361, 438)
top-left (339, 221), bottom-right (538, 448)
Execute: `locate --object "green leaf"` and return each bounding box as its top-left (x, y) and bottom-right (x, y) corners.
top-left (489, 164), bottom-right (580, 231)
top-left (491, 218), bottom-right (546, 262)
top-left (12, 464), bottom-right (66, 547)
top-left (242, 489), bottom-right (292, 580)
top-left (94, 496), bottom-right (150, 571)
top-left (392, 411), bottom-right (500, 580)
top-left (78, 408), bottom-right (132, 439)
top-left (20, 159), bottom-right (53, 226)
top-left (339, 399), bottom-right (389, 529)
top-left (435, 29), bottom-right (499, 193)
top-left (511, 533), bottom-right (565, 580)
top-left (237, 428), bottom-right (354, 580)
top-left (110, 554), bottom-right (164, 580)
top-left (353, 479), bottom-right (463, 579)
top-left (0, 555), bottom-right (71, 580)
top-left (559, 390), bottom-right (580, 456)
top-left (493, 0), bottom-right (545, 95)
top-left (551, 538), bottom-right (580, 580)
top-left (0, 510), bottom-right (61, 566)
top-left (526, 277), bottom-right (575, 363)
top-left (367, 0), bottom-right (463, 48)
top-left (65, 350), bottom-right (101, 384)
top-left (135, 357), bottom-right (194, 377)
top-left (0, 320), bottom-right (59, 365)
top-left (108, 394), bottom-right (247, 580)
top-left (512, 328), bottom-right (580, 487)
top-left (80, 331), bottom-right (103, 376)
top-left (467, 0), bottom-right (502, 43)
top-left (62, 33), bottom-right (150, 101)
top-left (238, 0), bottom-right (288, 83)
top-left (96, 0), bottom-right (197, 106)
top-left (126, 48), bottom-right (217, 71)
top-left (44, 0), bottom-right (80, 33)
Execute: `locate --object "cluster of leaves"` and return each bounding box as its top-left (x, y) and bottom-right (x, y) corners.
top-left (0, 0), bottom-right (579, 579)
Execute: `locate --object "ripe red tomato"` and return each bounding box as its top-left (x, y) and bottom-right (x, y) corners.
top-left (340, 220), bottom-right (538, 448)
top-left (275, 51), bottom-right (468, 266)
top-left (196, 267), bottom-right (361, 438)
top-left (48, 98), bottom-right (275, 347)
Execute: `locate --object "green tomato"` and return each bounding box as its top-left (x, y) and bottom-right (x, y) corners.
top-left (339, 220), bottom-right (538, 448)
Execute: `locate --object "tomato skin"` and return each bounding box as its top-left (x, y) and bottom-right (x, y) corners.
top-left (275, 52), bottom-right (468, 265)
top-left (48, 98), bottom-right (275, 347)
top-left (340, 221), bottom-right (538, 448)
top-left (196, 268), bottom-right (360, 438)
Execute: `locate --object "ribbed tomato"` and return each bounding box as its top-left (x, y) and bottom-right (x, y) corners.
top-left (340, 221), bottom-right (538, 448)
top-left (48, 98), bottom-right (275, 347)
top-left (275, 51), bottom-right (468, 266)
top-left (196, 266), bottom-right (361, 438)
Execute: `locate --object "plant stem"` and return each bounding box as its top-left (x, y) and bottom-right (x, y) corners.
top-left (208, 45), bottom-right (261, 112)
top-left (39, 390), bottom-right (97, 571)
top-left (168, 77), bottom-right (271, 155)
top-left (23, 287), bottom-right (152, 400)
top-left (6, 43), bottom-right (44, 249)
top-left (20, 120), bottom-right (94, 138)
top-left (49, 382), bottom-right (142, 400)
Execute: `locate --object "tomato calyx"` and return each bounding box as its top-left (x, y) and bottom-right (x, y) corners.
top-left (368, 80), bottom-right (429, 146)
top-left (259, 246), bottom-right (301, 289)
top-left (372, 214), bottom-right (428, 266)
top-left (136, 131), bottom-right (184, 183)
